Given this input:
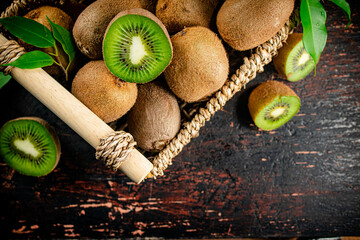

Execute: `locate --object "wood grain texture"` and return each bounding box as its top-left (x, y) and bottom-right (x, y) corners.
top-left (0, 0), bottom-right (359, 238)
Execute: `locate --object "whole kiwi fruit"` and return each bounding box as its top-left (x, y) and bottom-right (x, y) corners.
top-left (164, 26), bottom-right (229, 102)
top-left (72, 0), bottom-right (142, 59)
top-left (248, 80), bottom-right (300, 131)
top-left (22, 6), bottom-right (74, 79)
top-left (71, 60), bottom-right (138, 123)
top-left (0, 117), bottom-right (61, 177)
top-left (156, 0), bottom-right (220, 33)
top-left (127, 80), bottom-right (181, 152)
top-left (24, 5), bottom-right (73, 30)
top-left (217, 0), bottom-right (295, 51)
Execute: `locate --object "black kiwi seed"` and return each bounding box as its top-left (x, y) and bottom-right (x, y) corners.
top-left (0, 117), bottom-right (61, 177)
top-left (293, 48), bottom-right (311, 72)
top-left (264, 102), bottom-right (290, 121)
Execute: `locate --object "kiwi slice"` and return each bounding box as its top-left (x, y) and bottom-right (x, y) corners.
top-left (0, 117), bottom-right (61, 177)
top-left (248, 81), bottom-right (300, 131)
top-left (273, 33), bottom-right (316, 82)
top-left (103, 8), bottom-right (173, 83)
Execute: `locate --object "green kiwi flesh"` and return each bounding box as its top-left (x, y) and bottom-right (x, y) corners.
top-left (103, 9), bottom-right (172, 83)
top-left (0, 117), bottom-right (60, 177)
top-left (248, 81), bottom-right (300, 131)
top-left (285, 39), bottom-right (315, 81)
top-left (274, 33), bottom-right (316, 81)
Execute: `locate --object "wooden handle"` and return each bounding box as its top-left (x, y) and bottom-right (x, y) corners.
top-left (0, 34), bottom-right (153, 184)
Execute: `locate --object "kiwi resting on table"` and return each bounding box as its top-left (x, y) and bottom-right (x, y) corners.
top-left (0, 117), bottom-right (61, 177)
top-left (216, 0), bottom-right (295, 51)
top-left (273, 33), bottom-right (316, 81)
top-left (73, 0), bottom-right (142, 59)
top-left (127, 80), bottom-right (181, 152)
top-left (164, 26), bottom-right (229, 102)
top-left (71, 60), bottom-right (138, 123)
top-left (155, 0), bottom-right (220, 33)
top-left (248, 81), bottom-right (300, 131)
top-left (103, 8), bottom-right (173, 84)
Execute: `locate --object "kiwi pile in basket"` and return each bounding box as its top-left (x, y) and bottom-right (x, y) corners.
top-left (2, 0), bottom-right (312, 176)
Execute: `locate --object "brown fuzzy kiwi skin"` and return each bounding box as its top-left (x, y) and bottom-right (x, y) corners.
top-left (24, 6), bottom-right (73, 30)
top-left (164, 26), bottom-right (229, 103)
top-left (139, 0), bottom-right (157, 14)
top-left (216, 0), bottom-right (295, 51)
top-left (127, 80), bottom-right (181, 152)
top-left (273, 33), bottom-right (304, 78)
top-left (22, 6), bottom-right (74, 78)
top-left (8, 117), bottom-right (61, 170)
top-left (72, 0), bottom-right (141, 60)
top-left (71, 60), bottom-right (138, 123)
top-left (248, 80), bottom-right (300, 124)
top-left (156, 0), bottom-right (219, 34)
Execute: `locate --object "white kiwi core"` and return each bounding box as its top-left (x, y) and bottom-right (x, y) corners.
top-left (130, 36), bottom-right (147, 64)
top-left (298, 52), bottom-right (310, 66)
top-left (14, 138), bottom-right (40, 158)
top-left (270, 107), bottom-right (286, 118)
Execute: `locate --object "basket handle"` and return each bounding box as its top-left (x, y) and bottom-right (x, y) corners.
top-left (0, 34), bottom-right (153, 184)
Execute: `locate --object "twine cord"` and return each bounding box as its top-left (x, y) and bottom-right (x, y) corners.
top-left (0, 40), bottom-right (25, 74)
top-left (96, 131), bottom-right (137, 170)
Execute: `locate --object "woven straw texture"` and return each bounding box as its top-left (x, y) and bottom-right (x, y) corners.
top-left (0, 0), bottom-right (299, 180)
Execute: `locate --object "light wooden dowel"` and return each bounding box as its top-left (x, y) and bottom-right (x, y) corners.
top-left (0, 34), bottom-right (153, 184)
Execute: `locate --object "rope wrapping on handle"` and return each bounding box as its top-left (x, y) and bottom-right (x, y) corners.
top-left (96, 131), bottom-right (137, 170)
top-left (0, 40), bottom-right (25, 74)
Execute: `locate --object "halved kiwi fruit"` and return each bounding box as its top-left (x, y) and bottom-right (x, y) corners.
top-left (273, 33), bottom-right (316, 81)
top-left (0, 117), bottom-right (61, 177)
top-left (248, 81), bottom-right (300, 131)
top-left (103, 8), bottom-right (173, 83)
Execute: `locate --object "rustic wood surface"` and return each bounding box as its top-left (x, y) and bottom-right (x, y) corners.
top-left (0, 0), bottom-right (359, 238)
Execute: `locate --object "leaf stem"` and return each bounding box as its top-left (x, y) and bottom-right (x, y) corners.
top-left (47, 52), bottom-right (57, 57)
top-left (53, 45), bottom-right (68, 81)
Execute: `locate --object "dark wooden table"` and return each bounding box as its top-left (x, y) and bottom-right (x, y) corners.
top-left (1, 0), bottom-right (359, 238)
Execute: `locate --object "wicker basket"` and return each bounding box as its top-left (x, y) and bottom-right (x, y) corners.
top-left (0, 0), bottom-right (299, 182)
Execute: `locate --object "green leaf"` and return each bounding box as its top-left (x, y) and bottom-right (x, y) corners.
top-left (329, 0), bottom-right (351, 26)
top-left (0, 72), bottom-right (12, 89)
top-left (300, 0), bottom-right (327, 65)
top-left (0, 16), bottom-right (55, 48)
top-left (47, 16), bottom-right (77, 64)
top-left (2, 51), bottom-right (54, 69)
